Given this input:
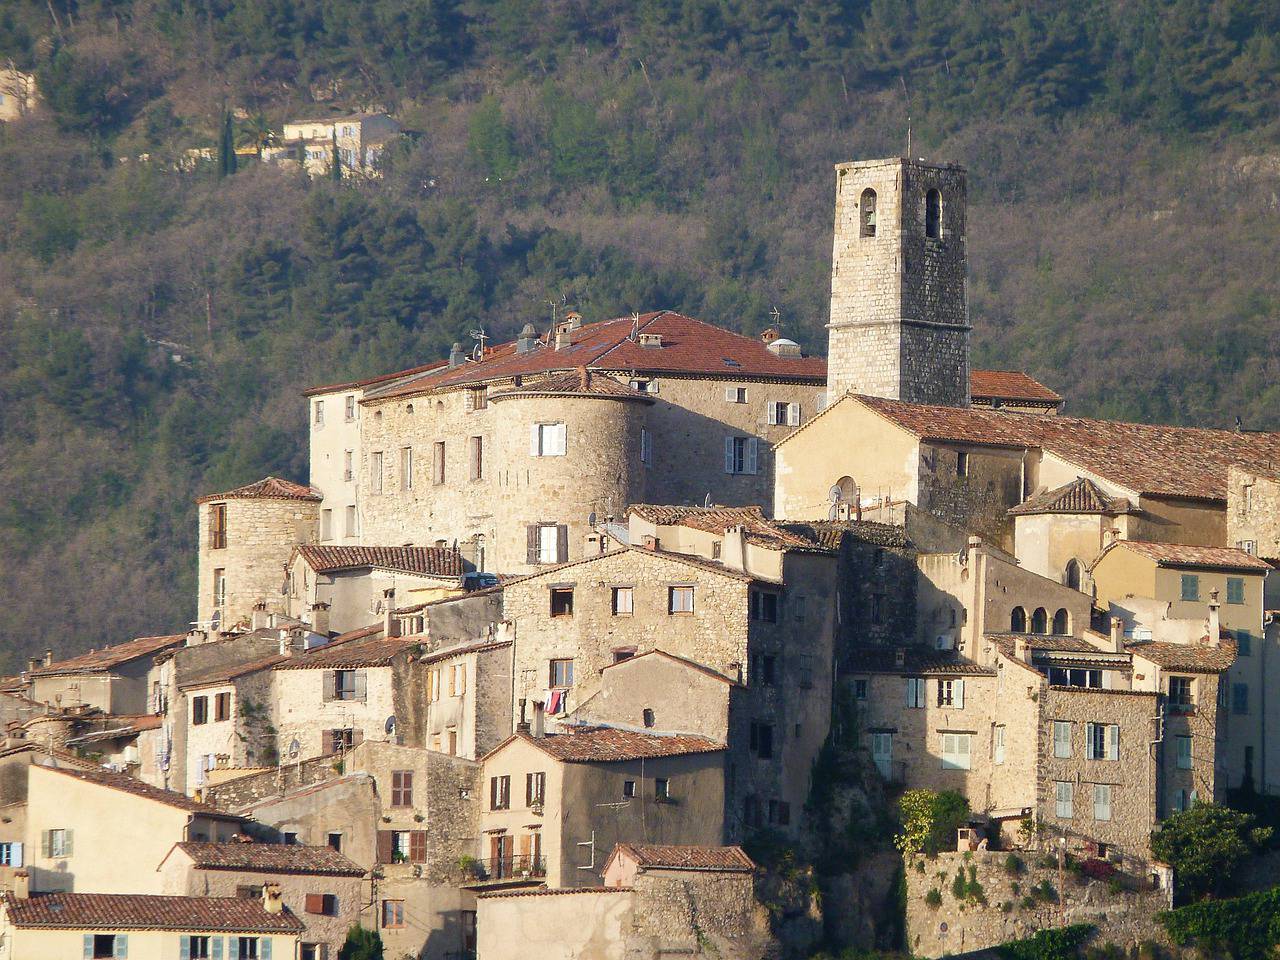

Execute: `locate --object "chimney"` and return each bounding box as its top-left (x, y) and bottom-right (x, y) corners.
top-left (517, 698), bottom-right (530, 733)
top-left (251, 602), bottom-right (270, 631)
top-left (555, 321), bottom-right (575, 351)
top-left (894, 648), bottom-right (906, 669)
top-left (1110, 617), bottom-right (1124, 654)
top-left (44, 649), bottom-right (53, 667)
top-left (186, 628), bottom-right (208, 646)
top-left (721, 525), bottom-right (748, 572)
top-left (262, 883), bottom-right (284, 914)
top-left (495, 620), bottom-right (516, 644)
top-left (578, 366), bottom-right (590, 391)
top-left (1207, 589), bottom-right (1221, 646)
top-left (26, 657), bottom-right (39, 673)
top-left (531, 701), bottom-right (546, 739)
top-left (515, 323), bottom-right (539, 355)
top-left (642, 535), bottom-right (658, 551)
top-left (760, 327), bottom-right (779, 344)
top-left (12, 870), bottom-right (29, 899)
top-left (383, 589), bottom-right (399, 638)
top-left (1015, 636), bottom-right (1028, 663)
top-left (310, 601), bottom-right (331, 637)
top-left (448, 342), bottom-right (466, 368)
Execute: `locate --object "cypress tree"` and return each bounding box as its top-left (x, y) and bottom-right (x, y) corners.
top-left (219, 110), bottom-right (237, 177)
top-left (331, 128), bottom-right (342, 181)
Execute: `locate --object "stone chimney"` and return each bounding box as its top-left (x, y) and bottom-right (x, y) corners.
top-left (262, 883), bottom-right (284, 914)
top-left (1014, 636), bottom-right (1028, 663)
top-left (186, 628), bottom-right (209, 647)
top-left (531, 701), bottom-right (546, 739)
top-left (760, 327), bottom-right (779, 344)
top-left (43, 649), bottom-right (53, 667)
top-left (251, 602), bottom-right (271, 631)
top-left (555, 319), bottom-right (577, 351)
top-left (448, 342), bottom-right (466, 368)
top-left (25, 657), bottom-right (39, 673)
top-left (515, 323), bottom-right (539, 355)
top-left (577, 366), bottom-right (591, 391)
top-left (1207, 589), bottom-right (1221, 646)
top-left (310, 601), bottom-right (331, 637)
top-left (12, 869), bottom-right (29, 899)
top-left (516, 698), bottom-right (529, 734)
top-left (721, 526), bottom-right (748, 573)
top-left (383, 589), bottom-right (399, 638)
top-left (1110, 617), bottom-right (1124, 654)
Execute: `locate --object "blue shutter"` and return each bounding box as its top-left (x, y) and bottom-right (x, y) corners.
top-left (261, 938), bottom-right (272, 960)
top-left (114, 934), bottom-right (128, 958)
top-left (179, 936), bottom-right (191, 960)
top-left (212, 936), bottom-right (223, 960)
top-left (84, 934), bottom-right (93, 959)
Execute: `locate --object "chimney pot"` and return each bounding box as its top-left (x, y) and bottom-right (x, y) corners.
top-left (12, 870), bottom-right (29, 899)
top-left (44, 649), bottom-right (53, 667)
top-left (310, 601), bottom-right (331, 637)
top-left (262, 883), bottom-right (283, 914)
top-left (1207, 589), bottom-right (1222, 646)
top-left (1110, 617), bottom-right (1124, 654)
top-left (531, 701), bottom-right (546, 739)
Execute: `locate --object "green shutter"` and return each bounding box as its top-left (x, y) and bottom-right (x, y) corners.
top-left (41, 831), bottom-right (50, 859)
top-left (261, 938), bottom-right (271, 960)
top-left (179, 935), bottom-right (191, 960)
top-left (114, 934), bottom-right (128, 958)
top-left (83, 934), bottom-right (93, 959)
top-left (229, 937), bottom-right (240, 960)
top-left (212, 936), bottom-right (223, 960)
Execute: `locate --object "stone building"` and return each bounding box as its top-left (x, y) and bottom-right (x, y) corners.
top-left (827, 157), bottom-right (970, 406)
top-left (197, 477), bottom-right (321, 630)
top-left (968, 370), bottom-right (1063, 415)
top-left (24, 632), bottom-right (186, 716)
top-left (421, 633), bottom-right (514, 760)
top-left (263, 113), bottom-right (402, 178)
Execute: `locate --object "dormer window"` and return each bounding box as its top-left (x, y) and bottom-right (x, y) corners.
top-left (860, 189), bottom-right (877, 238)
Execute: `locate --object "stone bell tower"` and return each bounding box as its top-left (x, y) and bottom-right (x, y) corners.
top-left (826, 157), bottom-right (970, 407)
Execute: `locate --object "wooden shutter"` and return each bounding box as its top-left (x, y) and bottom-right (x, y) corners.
top-left (321, 731), bottom-right (334, 756)
top-left (260, 940), bottom-right (271, 960)
top-left (40, 830), bottom-right (50, 858)
top-left (323, 671), bottom-right (336, 702)
top-left (724, 437), bottom-right (735, 473)
top-left (179, 936), bottom-right (191, 960)
top-left (84, 935), bottom-right (94, 959)
top-left (352, 728), bottom-right (364, 747)
top-left (229, 938), bottom-right (239, 960)
top-left (954, 679), bottom-right (964, 709)
top-left (745, 437), bottom-right (759, 475)
top-left (788, 403), bottom-right (801, 426)
top-left (114, 934), bottom-right (128, 958)
top-left (490, 776), bottom-right (498, 809)
top-left (529, 424), bottom-right (540, 455)
top-left (527, 526), bottom-right (539, 564)
top-left (64, 829), bottom-right (73, 856)
top-left (556, 525), bottom-right (569, 563)
top-left (211, 937), bottom-right (223, 960)
top-left (11, 841), bottom-right (21, 867)
top-left (410, 830), bottom-right (427, 862)
top-left (353, 671), bottom-right (367, 701)
top-left (1109, 724), bottom-right (1120, 761)
top-left (305, 892), bottom-right (325, 914)
top-left (376, 830), bottom-right (394, 864)
top-left (767, 402), bottom-right (778, 425)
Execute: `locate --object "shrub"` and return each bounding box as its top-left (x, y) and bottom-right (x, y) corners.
top-left (1004, 853), bottom-right (1025, 876)
top-left (1150, 803), bottom-right (1272, 900)
top-left (953, 870), bottom-right (968, 900)
top-left (1000, 900), bottom-right (1014, 913)
top-left (1032, 880), bottom-right (1058, 903)
top-left (925, 888), bottom-right (942, 908)
top-left (1159, 886), bottom-right (1280, 960)
top-left (1079, 859), bottom-right (1116, 883)
top-left (895, 789), bottom-right (970, 855)
top-left (995, 924), bottom-right (1094, 960)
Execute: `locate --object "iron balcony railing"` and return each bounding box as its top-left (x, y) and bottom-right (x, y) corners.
top-left (467, 854), bottom-right (546, 882)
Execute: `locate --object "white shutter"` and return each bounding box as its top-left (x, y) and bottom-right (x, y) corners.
top-left (788, 402), bottom-right (801, 426)
top-left (725, 387), bottom-right (737, 402)
top-left (767, 402), bottom-right (778, 425)
top-left (552, 423), bottom-right (567, 455)
top-left (530, 424), bottom-right (541, 456)
top-left (11, 841), bottom-right (22, 867)
top-left (724, 437), bottom-right (735, 474)
top-left (954, 678), bottom-right (964, 708)
top-left (1109, 724), bottom-right (1120, 761)
top-left (746, 437), bottom-right (759, 475)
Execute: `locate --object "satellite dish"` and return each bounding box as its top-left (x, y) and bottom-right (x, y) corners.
top-left (828, 485), bottom-right (844, 503)
top-left (588, 511), bottom-right (597, 527)
top-left (385, 716), bottom-right (397, 736)
top-left (287, 739), bottom-right (301, 760)
top-left (828, 504), bottom-right (840, 522)
top-left (703, 493), bottom-right (712, 507)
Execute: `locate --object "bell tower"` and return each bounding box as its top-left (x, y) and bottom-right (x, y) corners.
top-left (826, 157), bottom-right (970, 407)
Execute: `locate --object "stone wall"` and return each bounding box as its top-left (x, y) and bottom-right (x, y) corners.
top-left (204, 753), bottom-right (340, 810)
top-left (904, 850), bottom-right (1171, 959)
top-left (629, 869), bottom-right (773, 958)
top-left (917, 443), bottom-right (1025, 550)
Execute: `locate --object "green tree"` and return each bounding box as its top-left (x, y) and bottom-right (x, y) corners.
top-left (331, 128), bottom-right (342, 181)
top-left (467, 95), bottom-right (517, 180)
top-left (1150, 803), bottom-right (1272, 900)
top-left (337, 925), bottom-right (383, 960)
top-left (219, 110), bottom-right (237, 177)
top-left (895, 789), bottom-right (969, 856)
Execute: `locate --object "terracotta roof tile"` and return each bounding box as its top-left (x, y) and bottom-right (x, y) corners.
top-left (517, 726), bottom-right (724, 763)
top-left (4, 892), bottom-right (303, 932)
top-left (417, 638), bottom-right (513, 667)
top-left (196, 476), bottom-right (320, 505)
top-left (846, 647), bottom-right (996, 676)
top-left (1009, 478), bottom-right (1130, 516)
top-left (478, 887), bottom-right (630, 899)
top-left (1126, 640), bottom-right (1237, 673)
top-left (27, 634), bottom-right (187, 677)
top-left (295, 545), bottom-right (463, 578)
top-left (969, 370), bottom-right (1062, 403)
top-left (38, 763), bottom-right (241, 818)
top-left (777, 519), bottom-right (911, 549)
top-left (985, 632), bottom-right (1113, 654)
top-left (303, 359), bottom-right (448, 397)
top-left (490, 369), bottom-right (653, 402)
top-left (272, 635), bottom-right (419, 670)
top-left (613, 843), bottom-right (754, 872)
top-left (1104, 540), bottom-right (1271, 572)
top-left (175, 841), bottom-right (364, 876)
top-left (850, 395), bottom-right (1280, 501)
top-left (626, 504), bottom-right (831, 552)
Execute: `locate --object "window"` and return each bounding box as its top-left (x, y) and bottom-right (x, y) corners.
top-left (860, 188), bottom-right (877, 237)
top-left (214, 692), bottom-right (231, 722)
top-left (905, 677), bottom-right (926, 708)
top-left (1052, 609), bottom-right (1070, 635)
top-left (940, 733), bottom-right (971, 770)
top-left (395, 446), bottom-right (412, 490)
top-left (320, 508), bottom-right (334, 541)
top-left (655, 778), bottom-right (671, 801)
top-left (956, 451), bottom-right (969, 477)
top-left (192, 696), bottom-right (209, 725)
top-left (623, 780), bottom-right (636, 799)
top-left (1055, 780), bottom-right (1074, 818)
top-left (1233, 683), bottom-right (1250, 715)
top-left (0, 842), bottom-right (22, 867)
top-left (490, 775), bottom-right (511, 810)
top-left (872, 732), bottom-right (893, 778)
top-left (1065, 559), bottom-right (1083, 591)
top-left (209, 503), bottom-right (227, 550)
top-left (550, 659), bottom-right (574, 688)
top-left (1010, 607), bottom-right (1027, 632)
top-left (314, 400), bottom-right (325, 425)
top-left (469, 386), bottom-right (488, 411)
top-left (345, 504), bottom-right (357, 537)
top-left (527, 771), bottom-right (545, 807)
top-left (382, 900), bottom-right (405, 928)
top-left (750, 721), bottom-right (774, 758)
top-left (391, 770), bottom-right (413, 806)
top-left (611, 586), bottom-right (634, 616)
top-left (1169, 677), bottom-right (1194, 712)
top-left (724, 436), bottom-right (759, 475)
top-left (1239, 539), bottom-right (1257, 555)
top-left (44, 828), bottom-right (71, 858)
top-left (306, 893), bottom-right (339, 916)
top-left (726, 386), bottom-right (748, 403)
top-left (1172, 789), bottom-right (1191, 813)
top-left (854, 678), bottom-right (868, 701)
top-left (187, 936), bottom-right (212, 959)
top-left (468, 435), bottom-right (484, 480)
top-left (330, 669), bottom-right (364, 701)
top-left (669, 586), bottom-right (695, 615)
top-left (925, 188), bottom-right (941, 239)
top-left (301, 946), bottom-right (325, 960)
top-left (750, 590), bottom-right (779, 623)
top-left (529, 523), bottom-right (567, 564)
top-left (550, 588), bottom-right (574, 617)
top-left (345, 395), bottom-right (356, 421)
top-left (532, 422), bottom-right (567, 456)
top-left (327, 833), bottom-right (343, 854)
top-left (1176, 735), bottom-right (1193, 769)
top-left (768, 401), bottom-right (800, 426)
top-left (937, 678), bottom-right (964, 708)
top-left (1052, 721), bottom-right (1072, 758)
top-left (327, 729), bottom-right (357, 755)
top-left (371, 451), bottom-right (384, 493)
top-left (282, 832), bottom-right (297, 846)
top-left (642, 707), bottom-right (655, 728)
top-left (1227, 577), bottom-right (1246, 604)
top-left (213, 568), bottom-right (226, 610)
top-left (91, 935), bottom-right (123, 959)
top-left (1093, 783), bottom-right (1112, 822)
top-left (1086, 722), bottom-right (1119, 761)
top-left (1180, 574), bottom-right (1200, 601)
top-left (751, 654), bottom-right (776, 686)
top-left (993, 725), bottom-right (1006, 765)
top-left (640, 428), bottom-right (653, 464)
top-left (1031, 607), bottom-right (1048, 634)
top-left (1237, 631), bottom-right (1252, 656)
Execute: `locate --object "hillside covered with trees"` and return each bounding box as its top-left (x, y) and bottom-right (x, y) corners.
top-left (2, 0), bottom-right (1280, 662)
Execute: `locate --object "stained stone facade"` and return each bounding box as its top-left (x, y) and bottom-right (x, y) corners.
top-left (827, 157), bottom-right (969, 406)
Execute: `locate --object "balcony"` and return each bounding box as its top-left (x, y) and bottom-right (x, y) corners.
top-left (460, 855), bottom-right (547, 889)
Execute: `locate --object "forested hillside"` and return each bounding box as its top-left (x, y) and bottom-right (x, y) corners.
top-left (2, 0), bottom-right (1280, 665)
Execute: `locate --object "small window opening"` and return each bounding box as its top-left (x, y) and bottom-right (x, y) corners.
top-left (925, 188), bottom-right (941, 239)
top-left (860, 188), bottom-right (877, 238)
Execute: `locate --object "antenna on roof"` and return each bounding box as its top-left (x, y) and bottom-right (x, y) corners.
top-left (469, 326), bottom-right (489, 359)
top-left (768, 305), bottom-right (781, 328)
top-left (703, 493), bottom-right (712, 508)
top-left (630, 313), bottom-right (640, 341)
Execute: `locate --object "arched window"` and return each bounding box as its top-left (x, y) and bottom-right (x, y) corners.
top-left (925, 188), bottom-right (941, 239)
top-left (860, 189), bottom-right (877, 238)
top-left (1010, 607), bottom-right (1027, 632)
top-left (1052, 609), bottom-right (1070, 636)
top-left (1065, 559), bottom-right (1083, 591)
top-left (829, 476), bottom-right (860, 521)
top-left (1031, 607), bottom-right (1048, 634)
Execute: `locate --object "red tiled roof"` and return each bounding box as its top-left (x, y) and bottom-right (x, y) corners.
top-left (986, 632), bottom-right (1114, 655)
top-left (846, 647), bottom-right (996, 676)
top-left (478, 887), bottom-right (631, 899)
top-left (626, 504), bottom-right (832, 552)
top-left (1009, 478), bottom-right (1130, 516)
top-left (4, 892), bottom-right (303, 932)
top-left (612, 843), bottom-right (754, 872)
top-left (27, 634), bottom-right (186, 677)
top-left (417, 638), bottom-right (513, 667)
top-left (273, 635), bottom-right (419, 670)
top-left (969, 370), bottom-right (1062, 404)
top-left (847, 395), bottom-right (1280, 501)
top-left (490, 368), bottom-right (654, 402)
top-left (174, 841), bottom-right (364, 876)
top-left (196, 476), bottom-right (320, 505)
top-left (505, 726), bottom-right (724, 763)
top-left (777, 519), bottom-right (911, 550)
top-left (180, 653), bottom-right (288, 689)
top-left (294, 545), bottom-right (464, 578)
top-left (1103, 540), bottom-right (1271, 572)
top-left (1127, 640), bottom-right (1237, 673)
top-left (37, 763), bottom-right (242, 818)
top-left (303, 360), bottom-right (448, 397)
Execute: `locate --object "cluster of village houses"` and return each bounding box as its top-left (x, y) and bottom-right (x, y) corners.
top-left (2, 156), bottom-right (1280, 959)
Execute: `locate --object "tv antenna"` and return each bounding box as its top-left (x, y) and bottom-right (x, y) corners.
top-left (469, 327), bottom-right (489, 358)
top-left (768, 306), bottom-right (781, 328)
